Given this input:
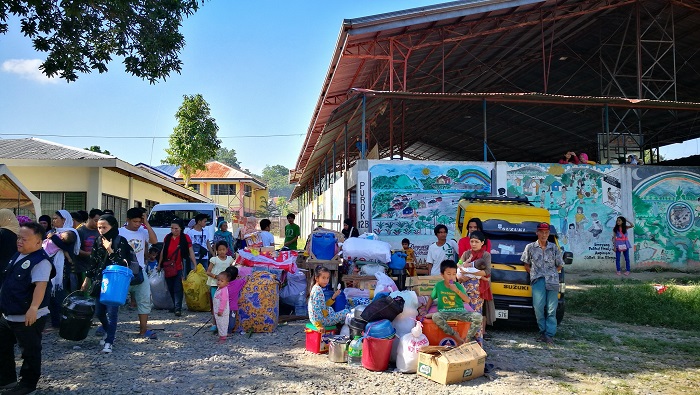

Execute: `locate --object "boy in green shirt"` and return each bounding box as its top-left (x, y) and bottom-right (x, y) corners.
top-left (424, 259), bottom-right (483, 345)
top-left (283, 213), bottom-right (301, 250)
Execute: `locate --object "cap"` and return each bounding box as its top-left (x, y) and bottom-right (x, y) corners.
top-left (537, 222), bottom-right (550, 231)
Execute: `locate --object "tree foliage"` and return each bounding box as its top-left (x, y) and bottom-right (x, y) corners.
top-left (0, 0), bottom-right (203, 82)
top-left (163, 94), bottom-right (221, 186)
top-left (261, 164), bottom-right (294, 198)
top-left (256, 196), bottom-right (279, 218)
top-left (213, 147), bottom-right (240, 168)
top-left (85, 145), bottom-right (111, 155)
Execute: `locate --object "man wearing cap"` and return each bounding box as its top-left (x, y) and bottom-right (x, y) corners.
top-left (521, 222), bottom-right (564, 345)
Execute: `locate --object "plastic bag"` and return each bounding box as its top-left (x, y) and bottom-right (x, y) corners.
top-left (280, 270), bottom-right (307, 306)
top-left (391, 308), bottom-right (418, 362)
top-left (396, 321), bottom-right (430, 373)
top-left (390, 290), bottom-right (419, 311)
top-left (149, 270), bottom-right (174, 310)
top-left (182, 264), bottom-right (211, 312)
top-left (360, 264), bottom-right (386, 276)
top-left (360, 295), bottom-right (405, 322)
top-left (342, 237), bottom-right (391, 263)
top-left (375, 272), bottom-right (398, 294)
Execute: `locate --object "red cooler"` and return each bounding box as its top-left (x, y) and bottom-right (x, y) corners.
top-left (305, 323), bottom-right (338, 354)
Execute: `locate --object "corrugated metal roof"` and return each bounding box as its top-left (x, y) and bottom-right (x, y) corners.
top-left (0, 138), bottom-right (115, 160)
top-left (291, 0), bottom-right (700, 199)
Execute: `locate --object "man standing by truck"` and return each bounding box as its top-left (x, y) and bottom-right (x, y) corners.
top-left (521, 222), bottom-right (564, 345)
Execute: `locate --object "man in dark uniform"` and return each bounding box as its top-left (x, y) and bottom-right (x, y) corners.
top-left (0, 221), bottom-right (55, 395)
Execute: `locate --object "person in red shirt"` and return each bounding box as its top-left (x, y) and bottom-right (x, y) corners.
top-left (157, 218), bottom-right (197, 317)
top-left (458, 218), bottom-right (492, 257)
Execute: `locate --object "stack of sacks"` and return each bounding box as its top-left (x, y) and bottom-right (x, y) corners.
top-left (390, 290), bottom-right (419, 362)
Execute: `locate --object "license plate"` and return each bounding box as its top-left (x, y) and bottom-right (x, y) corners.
top-left (496, 309), bottom-right (509, 319)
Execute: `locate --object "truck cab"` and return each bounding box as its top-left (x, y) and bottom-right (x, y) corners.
top-left (455, 197), bottom-right (573, 325)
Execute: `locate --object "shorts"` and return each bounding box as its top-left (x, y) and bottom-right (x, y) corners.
top-left (129, 278), bottom-right (152, 315)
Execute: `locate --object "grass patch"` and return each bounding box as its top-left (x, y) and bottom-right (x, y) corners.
top-left (621, 335), bottom-right (700, 358)
top-left (568, 283), bottom-right (700, 331)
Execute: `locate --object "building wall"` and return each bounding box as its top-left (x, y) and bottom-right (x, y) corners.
top-left (8, 165), bottom-right (194, 217)
top-left (297, 160), bottom-right (700, 272)
top-left (176, 180), bottom-right (268, 217)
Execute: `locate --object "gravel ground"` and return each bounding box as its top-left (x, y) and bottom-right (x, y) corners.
top-left (13, 271), bottom-right (700, 394)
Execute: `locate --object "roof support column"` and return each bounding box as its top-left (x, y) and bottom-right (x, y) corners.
top-left (389, 100), bottom-right (394, 159)
top-left (344, 123), bottom-right (348, 173)
top-left (605, 104), bottom-right (611, 164)
top-left (332, 142), bottom-right (336, 183)
top-left (483, 99), bottom-right (488, 162)
top-left (401, 100), bottom-right (405, 160)
top-left (361, 94), bottom-right (366, 160)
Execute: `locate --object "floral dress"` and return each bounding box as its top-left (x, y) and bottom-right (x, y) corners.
top-left (308, 284), bottom-right (349, 328)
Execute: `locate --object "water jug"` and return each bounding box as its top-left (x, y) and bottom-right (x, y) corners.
top-left (294, 291), bottom-right (308, 317)
top-left (311, 232), bottom-right (337, 260)
top-left (347, 336), bottom-right (363, 367)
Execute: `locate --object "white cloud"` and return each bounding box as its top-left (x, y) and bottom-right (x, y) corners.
top-left (1, 59), bottom-right (58, 84)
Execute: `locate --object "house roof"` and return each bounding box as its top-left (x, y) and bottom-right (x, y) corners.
top-left (148, 161), bottom-right (267, 189)
top-left (0, 138), bottom-right (115, 160)
top-left (0, 138), bottom-right (208, 203)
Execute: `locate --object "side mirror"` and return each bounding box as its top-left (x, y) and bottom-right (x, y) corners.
top-left (563, 251), bottom-right (574, 265)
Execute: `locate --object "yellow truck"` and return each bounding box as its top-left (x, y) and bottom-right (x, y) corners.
top-left (455, 196), bottom-right (573, 325)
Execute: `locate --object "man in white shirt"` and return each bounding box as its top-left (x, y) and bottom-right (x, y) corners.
top-left (426, 224), bottom-right (458, 276)
top-left (185, 213), bottom-right (214, 272)
top-left (119, 208), bottom-right (157, 339)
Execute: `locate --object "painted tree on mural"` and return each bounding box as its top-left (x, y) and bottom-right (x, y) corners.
top-left (446, 168), bottom-right (459, 179)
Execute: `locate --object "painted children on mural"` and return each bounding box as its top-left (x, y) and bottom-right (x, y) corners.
top-left (575, 206), bottom-right (587, 230)
top-left (588, 213), bottom-right (603, 237)
top-left (612, 216), bottom-right (634, 276)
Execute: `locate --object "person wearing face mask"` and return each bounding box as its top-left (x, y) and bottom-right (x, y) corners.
top-left (80, 215), bottom-right (134, 354)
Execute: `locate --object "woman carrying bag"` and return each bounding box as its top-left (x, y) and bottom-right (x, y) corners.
top-left (157, 218), bottom-right (197, 317)
top-left (80, 215), bottom-right (134, 354)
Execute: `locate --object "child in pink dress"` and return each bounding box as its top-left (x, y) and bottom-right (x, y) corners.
top-left (213, 273), bottom-right (230, 343)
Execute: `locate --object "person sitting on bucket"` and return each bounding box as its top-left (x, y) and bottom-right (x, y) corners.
top-left (421, 259), bottom-right (482, 345)
top-left (308, 265), bottom-right (349, 330)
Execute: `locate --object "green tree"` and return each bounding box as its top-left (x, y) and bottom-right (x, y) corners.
top-left (276, 196), bottom-right (292, 216)
top-left (1, 0), bottom-right (204, 82)
top-left (446, 168), bottom-right (459, 179)
top-left (213, 147), bottom-right (240, 168)
top-left (163, 94), bottom-right (221, 187)
top-left (85, 145), bottom-right (111, 155)
top-left (256, 196), bottom-right (279, 218)
top-left (261, 164), bottom-right (294, 198)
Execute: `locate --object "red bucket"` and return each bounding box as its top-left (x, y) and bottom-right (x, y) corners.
top-left (361, 336), bottom-right (394, 371)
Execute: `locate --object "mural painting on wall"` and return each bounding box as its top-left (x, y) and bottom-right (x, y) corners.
top-left (506, 163), bottom-right (620, 264)
top-left (631, 167), bottom-right (700, 269)
top-left (370, 163), bottom-right (492, 259)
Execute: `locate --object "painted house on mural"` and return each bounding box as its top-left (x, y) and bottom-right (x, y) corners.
top-left (139, 161), bottom-right (268, 221)
top-left (0, 138), bottom-right (207, 223)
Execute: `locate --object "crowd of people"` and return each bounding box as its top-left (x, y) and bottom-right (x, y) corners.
top-left (557, 150), bottom-right (643, 165)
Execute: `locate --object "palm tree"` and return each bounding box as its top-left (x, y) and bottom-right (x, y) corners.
top-left (429, 209), bottom-right (441, 225)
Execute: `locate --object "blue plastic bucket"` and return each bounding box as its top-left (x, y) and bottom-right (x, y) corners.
top-left (312, 233), bottom-right (337, 260)
top-left (389, 251), bottom-right (407, 270)
top-left (100, 265), bottom-right (133, 306)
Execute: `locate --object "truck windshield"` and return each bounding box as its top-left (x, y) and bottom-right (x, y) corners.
top-left (486, 234), bottom-right (559, 265)
top-left (148, 210), bottom-right (214, 228)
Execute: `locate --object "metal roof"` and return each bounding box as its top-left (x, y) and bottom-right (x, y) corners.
top-left (0, 138), bottom-right (115, 160)
top-left (291, 0), bottom-right (700, 199)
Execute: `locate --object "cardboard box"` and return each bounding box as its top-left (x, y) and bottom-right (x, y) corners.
top-left (405, 275), bottom-right (443, 296)
top-left (417, 342), bottom-right (487, 385)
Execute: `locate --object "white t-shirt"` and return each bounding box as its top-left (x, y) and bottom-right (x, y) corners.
top-left (186, 227), bottom-right (209, 259)
top-left (206, 256), bottom-right (234, 287)
top-left (427, 239), bottom-right (459, 276)
top-left (259, 231), bottom-right (275, 247)
top-left (4, 254), bottom-right (52, 322)
top-left (119, 226), bottom-right (150, 269)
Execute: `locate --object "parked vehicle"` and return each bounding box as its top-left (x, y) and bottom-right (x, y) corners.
top-left (455, 196), bottom-right (573, 325)
top-left (147, 203), bottom-right (231, 242)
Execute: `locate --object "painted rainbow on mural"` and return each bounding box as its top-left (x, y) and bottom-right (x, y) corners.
top-left (633, 170), bottom-right (700, 196)
top-left (454, 168), bottom-right (490, 185)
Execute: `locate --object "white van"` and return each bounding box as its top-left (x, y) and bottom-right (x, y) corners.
top-left (147, 203), bottom-right (231, 243)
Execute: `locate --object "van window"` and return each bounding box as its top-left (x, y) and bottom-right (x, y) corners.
top-left (149, 210), bottom-right (215, 228)
top-left (488, 234), bottom-right (560, 264)
top-left (456, 206), bottom-right (466, 237)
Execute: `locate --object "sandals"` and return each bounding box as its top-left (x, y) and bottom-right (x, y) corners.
top-left (141, 330), bottom-right (158, 340)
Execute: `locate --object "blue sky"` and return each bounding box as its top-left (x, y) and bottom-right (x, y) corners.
top-left (0, 1), bottom-right (697, 176)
